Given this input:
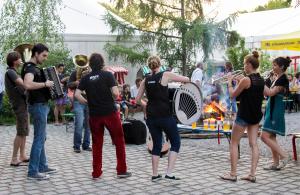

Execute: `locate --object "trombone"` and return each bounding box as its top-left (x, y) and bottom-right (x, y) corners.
top-left (212, 70), bottom-right (244, 84)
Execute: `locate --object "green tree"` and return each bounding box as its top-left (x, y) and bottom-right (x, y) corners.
top-left (254, 0), bottom-right (292, 12)
top-left (226, 39), bottom-right (272, 73)
top-left (0, 0), bottom-right (71, 69)
top-left (101, 0), bottom-right (236, 75)
top-left (258, 50), bottom-right (272, 73)
top-left (226, 39), bottom-right (249, 71)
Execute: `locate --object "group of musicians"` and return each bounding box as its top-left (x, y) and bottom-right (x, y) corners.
top-left (4, 43), bottom-right (291, 182)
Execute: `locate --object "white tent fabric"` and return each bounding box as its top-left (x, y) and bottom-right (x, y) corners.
top-left (231, 7), bottom-right (300, 37)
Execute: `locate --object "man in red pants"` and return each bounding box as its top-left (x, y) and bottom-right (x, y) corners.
top-left (74, 53), bottom-right (131, 179)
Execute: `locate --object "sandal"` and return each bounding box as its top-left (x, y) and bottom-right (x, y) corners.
top-left (263, 164), bottom-right (280, 171)
top-left (241, 175), bottom-right (256, 183)
top-left (219, 173), bottom-right (237, 182)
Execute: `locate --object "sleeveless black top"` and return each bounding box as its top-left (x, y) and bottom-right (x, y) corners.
top-left (237, 73), bottom-right (265, 124)
top-left (145, 71), bottom-right (171, 119)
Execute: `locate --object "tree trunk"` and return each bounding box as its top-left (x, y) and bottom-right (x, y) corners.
top-left (181, 0), bottom-right (187, 76)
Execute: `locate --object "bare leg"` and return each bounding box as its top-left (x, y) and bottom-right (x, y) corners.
top-left (19, 136), bottom-right (28, 160)
top-left (54, 105), bottom-right (59, 124)
top-left (152, 155), bottom-right (160, 176)
top-left (269, 135), bottom-right (280, 165)
top-left (261, 131), bottom-right (288, 159)
top-left (230, 123), bottom-right (246, 176)
top-left (247, 124), bottom-right (260, 176)
top-left (11, 135), bottom-right (22, 164)
top-left (166, 151), bottom-right (178, 176)
top-left (60, 105), bottom-right (66, 123)
top-left (124, 106), bottom-right (129, 119)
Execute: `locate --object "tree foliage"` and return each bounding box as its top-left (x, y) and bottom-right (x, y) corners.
top-left (226, 39), bottom-right (272, 73)
top-left (226, 39), bottom-right (249, 71)
top-left (101, 0), bottom-right (237, 75)
top-left (0, 0), bottom-right (71, 69)
top-left (254, 0), bottom-right (292, 12)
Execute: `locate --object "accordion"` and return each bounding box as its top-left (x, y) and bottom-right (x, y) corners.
top-left (42, 66), bottom-right (64, 100)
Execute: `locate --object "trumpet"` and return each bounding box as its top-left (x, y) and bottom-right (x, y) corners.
top-left (261, 70), bottom-right (273, 79)
top-left (212, 70), bottom-right (244, 84)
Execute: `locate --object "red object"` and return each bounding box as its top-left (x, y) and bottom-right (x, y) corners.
top-left (130, 99), bottom-right (136, 105)
top-left (105, 66), bottom-right (128, 85)
top-left (292, 134), bottom-right (300, 161)
top-left (217, 116), bottom-right (221, 145)
top-left (290, 56), bottom-right (300, 73)
top-left (89, 112), bottom-right (127, 177)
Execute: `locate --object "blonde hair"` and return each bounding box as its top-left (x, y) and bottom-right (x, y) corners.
top-left (147, 56), bottom-right (161, 70)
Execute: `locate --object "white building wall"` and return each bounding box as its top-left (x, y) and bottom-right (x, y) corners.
top-left (63, 34), bottom-right (143, 86)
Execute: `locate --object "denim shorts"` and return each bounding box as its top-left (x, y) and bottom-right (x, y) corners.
top-left (235, 116), bottom-right (250, 127)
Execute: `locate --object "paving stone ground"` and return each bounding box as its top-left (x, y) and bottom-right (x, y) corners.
top-left (0, 112), bottom-right (300, 195)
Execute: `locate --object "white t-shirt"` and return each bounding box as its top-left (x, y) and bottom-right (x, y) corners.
top-left (191, 68), bottom-right (203, 86)
top-left (130, 85), bottom-right (139, 98)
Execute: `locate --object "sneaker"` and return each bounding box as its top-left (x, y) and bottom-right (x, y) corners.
top-left (40, 168), bottom-right (57, 174)
top-left (117, 172), bottom-right (132, 178)
top-left (165, 175), bottom-right (180, 180)
top-left (83, 147), bottom-right (92, 151)
top-left (151, 174), bottom-right (162, 182)
top-left (27, 173), bottom-right (50, 180)
top-left (263, 164), bottom-right (280, 171)
top-left (74, 148), bottom-right (81, 153)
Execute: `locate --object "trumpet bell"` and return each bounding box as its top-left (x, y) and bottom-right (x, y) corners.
top-left (14, 43), bottom-right (33, 63)
top-left (73, 54), bottom-right (89, 69)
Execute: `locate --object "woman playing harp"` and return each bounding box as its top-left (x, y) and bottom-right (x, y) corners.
top-left (136, 56), bottom-right (189, 182)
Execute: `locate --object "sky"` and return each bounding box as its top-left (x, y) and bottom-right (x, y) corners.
top-left (0, 0), bottom-right (299, 36)
top-left (202, 0), bottom-right (270, 20)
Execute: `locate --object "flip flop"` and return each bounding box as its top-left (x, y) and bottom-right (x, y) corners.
top-left (10, 162), bottom-right (27, 167)
top-left (21, 159), bottom-right (30, 163)
top-left (241, 175), bottom-right (256, 183)
top-left (219, 173), bottom-right (237, 182)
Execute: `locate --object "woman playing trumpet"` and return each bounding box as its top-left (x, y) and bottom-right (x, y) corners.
top-left (261, 57), bottom-right (291, 170)
top-left (220, 51), bottom-right (265, 182)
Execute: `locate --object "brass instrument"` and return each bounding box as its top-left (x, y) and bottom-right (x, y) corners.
top-left (261, 70), bottom-right (273, 80)
top-left (212, 70), bottom-right (244, 84)
top-left (14, 43), bottom-right (33, 63)
top-left (73, 54), bottom-right (90, 80)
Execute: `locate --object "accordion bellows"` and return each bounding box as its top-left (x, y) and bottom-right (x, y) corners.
top-left (42, 67), bottom-right (64, 100)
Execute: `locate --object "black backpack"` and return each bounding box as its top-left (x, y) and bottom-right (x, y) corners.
top-left (122, 119), bottom-right (147, 145)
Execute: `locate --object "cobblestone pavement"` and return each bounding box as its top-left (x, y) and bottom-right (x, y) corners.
top-left (0, 112), bottom-right (300, 195)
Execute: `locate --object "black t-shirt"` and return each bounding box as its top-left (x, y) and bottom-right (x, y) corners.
top-left (68, 71), bottom-right (77, 90)
top-left (78, 70), bottom-right (117, 116)
top-left (21, 62), bottom-right (50, 104)
top-left (237, 73), bottom-right (265, 124)
top-left (5, 67), bottom-right (27, 109)
top-left (58, 73), bottom-right (67, 92)
top-left (269, 74), bottom-right (289, 120)
top-left (145, 71), bottom-right (171, 119)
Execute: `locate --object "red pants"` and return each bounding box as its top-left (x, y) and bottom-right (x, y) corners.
top-left (89, 111), bottom-right (127, 177)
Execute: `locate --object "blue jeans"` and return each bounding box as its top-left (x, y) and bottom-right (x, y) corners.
top-left (225, 88), bottom-right (237, 113)
top-left (235, 116), bottom-right (250, 127)
top-left (28, 103), bottom-right (49, 176)
top-left (73, 101), bottom-right (90, 150)
top-left (146, 117), bottom-right (180, 156)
